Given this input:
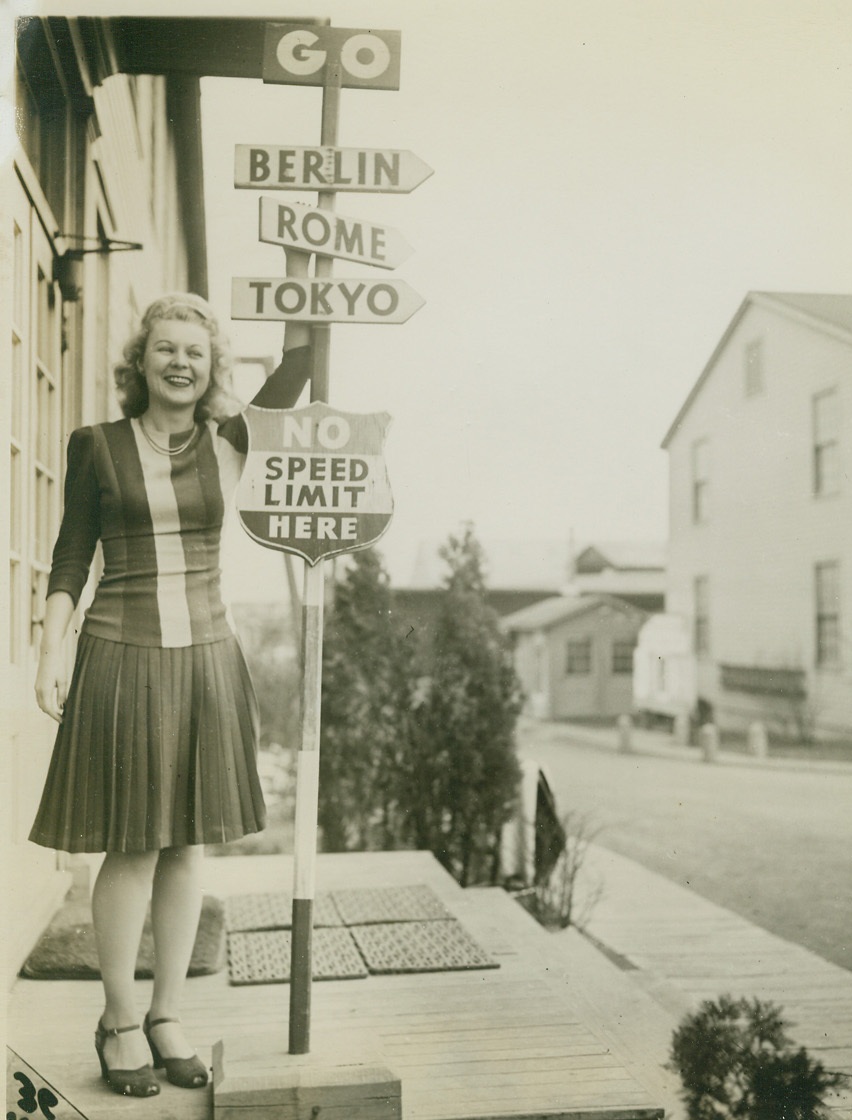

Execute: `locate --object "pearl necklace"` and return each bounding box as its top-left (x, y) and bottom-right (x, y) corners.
top-left (139, 418), bottom-right (198, 457)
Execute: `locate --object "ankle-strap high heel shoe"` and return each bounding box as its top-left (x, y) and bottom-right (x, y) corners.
top-left (94, 1020), bottom-right (160, 1097)
top-left (143, 1013), bottom-right (208, 1089)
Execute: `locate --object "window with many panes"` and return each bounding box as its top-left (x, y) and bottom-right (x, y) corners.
top-left (815, 562), bottom-right (841, 667)
top-left (10, 210), bottom-right (25, 660)
top-left (691, 438), bottom-right (709, 523)
top-left (812, 388), bottom-right (839, 496)
top-left (694, 576), bottom-right (710, 655)
top-left (612, 640), bottom-right (635, 674)
top-left (9, 171), bottom-right (63, 666)
top-left (32, 259), bottom-right (61, 628)
top-left (565, 639), bottom-right (592, 674)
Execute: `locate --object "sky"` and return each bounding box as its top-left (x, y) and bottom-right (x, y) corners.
top-left (197, 0), bottom-right (852, 588)
top-left (14, 0), bottom-right (852, 592)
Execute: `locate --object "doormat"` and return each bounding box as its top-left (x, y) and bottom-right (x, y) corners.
top-left (225, 891), bottom-right (343, 932)
top-left (330, 884), bottom-right (453, 925)
top-left (350, 919), bottom-right (498, 974)
top-left (227, 927), bottom-right (367, 985)
top-left (224, 883), bottom-right (452, 934)
top-left (226, 917), bottom-right (498, 984)
top-left (20, 895), bottom-right (225, 980)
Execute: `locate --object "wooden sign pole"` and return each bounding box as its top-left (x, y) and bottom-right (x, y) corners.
top-left (288, 59), bottom-right (342, 1057)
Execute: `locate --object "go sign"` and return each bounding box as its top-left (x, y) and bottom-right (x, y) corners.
top-left (263, 24), bottom-right (401, 90)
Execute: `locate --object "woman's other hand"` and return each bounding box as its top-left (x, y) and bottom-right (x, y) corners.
top-left (35, 651), bottom-right (67, 722)
top-left (34, 590), bottom-right (75, 721)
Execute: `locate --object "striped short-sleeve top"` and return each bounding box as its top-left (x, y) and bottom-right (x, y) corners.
top-left (47, 345), bottom-right (311, 648)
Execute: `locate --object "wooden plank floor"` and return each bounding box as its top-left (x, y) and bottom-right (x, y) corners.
top-left (582, 844), bottom-right (852, 1120)
top-left (7, 851), bottom-right (667, 1120)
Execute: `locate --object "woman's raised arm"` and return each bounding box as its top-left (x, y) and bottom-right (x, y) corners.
top-left (250, 249), bottom-right (313, 409)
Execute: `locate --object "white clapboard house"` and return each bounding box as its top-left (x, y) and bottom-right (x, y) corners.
top-left (641, 292), bottom-right (852, 739)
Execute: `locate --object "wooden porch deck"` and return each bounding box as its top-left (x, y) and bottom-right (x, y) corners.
top-left (582, 845), bottom-right (852, 1120)
top-left (7, 851), bottom-right (672, 1120)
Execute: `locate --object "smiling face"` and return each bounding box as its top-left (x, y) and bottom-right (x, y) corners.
top-left (141, 318), bottom-right (212, 425)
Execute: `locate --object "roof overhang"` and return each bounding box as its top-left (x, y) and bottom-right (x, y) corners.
top-left (502, 592), bottom-right (646, 634)
top-left (20, 14), bottom-right (326, 298)
top-left (110, 16), bottom-right (326, 79)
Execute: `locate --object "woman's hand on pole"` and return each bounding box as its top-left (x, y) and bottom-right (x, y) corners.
top-left (286, 248), bottom-right (311, 279)
top-left (283, 249), bottom-right (311, 351)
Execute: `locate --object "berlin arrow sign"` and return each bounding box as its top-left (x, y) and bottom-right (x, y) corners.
top-left (258, 197), bottom-right (412, 270)
top-left (234, 145), bottom-right (434, 194)
top-left (232, 277), bottom-right (425, 324)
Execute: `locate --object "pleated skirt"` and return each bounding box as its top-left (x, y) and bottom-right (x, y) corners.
top-left (29, 631), bottom-right (267, 853)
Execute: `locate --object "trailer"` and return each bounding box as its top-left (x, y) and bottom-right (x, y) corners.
top-left (632, 613), bottom-right (700, 730)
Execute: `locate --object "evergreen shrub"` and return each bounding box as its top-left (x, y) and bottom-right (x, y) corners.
top-left (669, 994), bottom-right (847, 1120)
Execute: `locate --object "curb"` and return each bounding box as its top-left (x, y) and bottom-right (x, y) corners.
top-left (528, 720), bottom-right (852, 777)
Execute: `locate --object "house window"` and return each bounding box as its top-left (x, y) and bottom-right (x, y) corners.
top-left (694, 576), bottom-right (710, 655)
top-left (566, 639), bottom-right (592, 675)
top-left (812, 388), bottom-right (839, 496)
top-left (612, 640), bottom-right (635, 674)
top-left (744, 340), bottom-right (764, 396)
top-left (691, 438), bottom-right (709, 522)
top-left (815, 562), bottom-right (841, 667)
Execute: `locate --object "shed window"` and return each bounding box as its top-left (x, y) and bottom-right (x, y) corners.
top-left (612, 641), bottom-right (635, 674)
top-left (565, 639), bottom-right (591, 675)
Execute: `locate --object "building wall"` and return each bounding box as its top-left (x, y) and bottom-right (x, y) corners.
top-left (3, 21), bottom-right (204, 984)
top-left (666, 300), bottom-right (852, 736)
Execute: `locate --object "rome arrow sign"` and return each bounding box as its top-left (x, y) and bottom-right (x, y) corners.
top-left (258, 197), bottom-right (412, 270)
top-left (232, 277), bottom-right (424, 324)
top-left (234, 146), bottom-right (433, 194)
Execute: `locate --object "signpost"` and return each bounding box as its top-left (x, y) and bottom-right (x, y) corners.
top-left (227, 17), bottom-right (427, 1085)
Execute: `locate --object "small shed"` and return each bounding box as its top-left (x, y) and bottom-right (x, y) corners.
top-left (502, 594), bottom-right (649, 721)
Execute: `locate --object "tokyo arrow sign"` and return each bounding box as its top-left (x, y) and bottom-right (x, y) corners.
top-left (231, 277), bottom-right (425, 324)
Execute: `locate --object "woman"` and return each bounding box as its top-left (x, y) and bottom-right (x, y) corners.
top-left (31, 257), bottom-right (311, 1098)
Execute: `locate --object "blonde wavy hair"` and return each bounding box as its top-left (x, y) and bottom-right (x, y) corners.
top-left (114, 293), bottom-right (240, 422)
